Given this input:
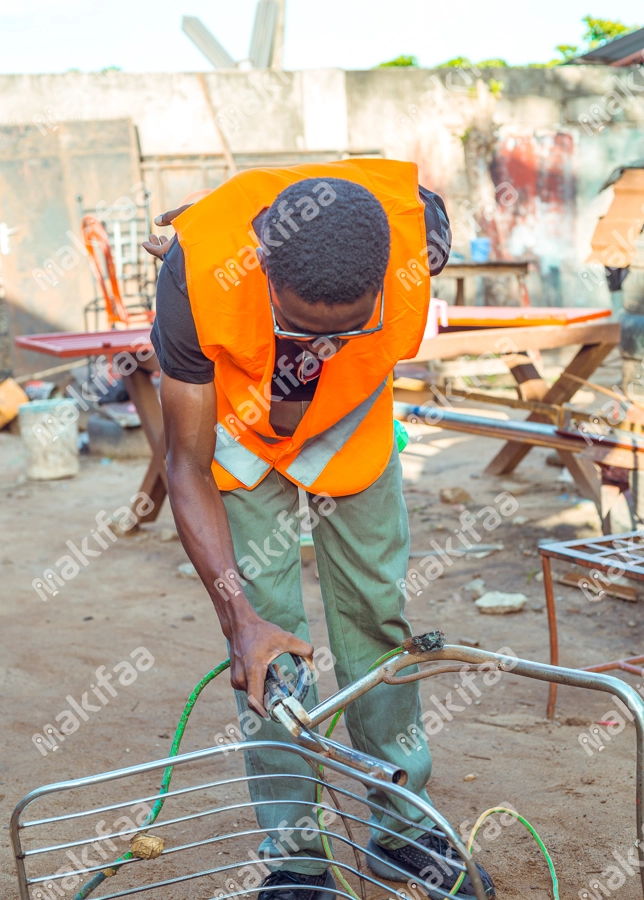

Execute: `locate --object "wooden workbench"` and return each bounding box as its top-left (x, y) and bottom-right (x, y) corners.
top-left (436, 260), bottom-right (531, 305)
top-left (402, 312), bottom-right (623, 530)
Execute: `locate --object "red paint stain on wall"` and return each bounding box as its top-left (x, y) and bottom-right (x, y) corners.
top-left (491, 132), bottom-right (576, 263)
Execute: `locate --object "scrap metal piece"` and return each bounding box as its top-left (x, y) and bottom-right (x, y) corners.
top-left (402, 631), bottom-right (445, 654)
top-left (295, 729), bottom-right (408, 785)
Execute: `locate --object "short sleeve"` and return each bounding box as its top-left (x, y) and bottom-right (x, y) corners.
top-left (150, 238), bottom-right (215, 384)
top-left (419, 186), bottom-right (452, 276)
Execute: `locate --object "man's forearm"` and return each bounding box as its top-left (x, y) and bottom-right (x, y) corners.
top-left (166, 460), bottom-right (255, 638)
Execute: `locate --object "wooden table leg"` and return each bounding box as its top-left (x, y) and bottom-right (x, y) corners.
top-left (133, 433), bottom-right (167, 525)
top-left (501, 352), bottom-right (548, 403)
top-left (455, 278), bottom-right (465, 306)
top-left (558, 450), bottom-right (602, 521)
top-left (122, 358), bottom-right (167, 525)
top-left (541, 554), bottom-right (560, 719)
top-left (485, 340), bottom-right (617, 477)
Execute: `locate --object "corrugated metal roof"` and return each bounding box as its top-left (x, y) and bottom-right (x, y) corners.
top-left (571, 26), bottom-right (644, 65)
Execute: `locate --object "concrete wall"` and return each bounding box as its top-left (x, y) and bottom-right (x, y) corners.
top-left (0, 65), bottom-right (643, 368)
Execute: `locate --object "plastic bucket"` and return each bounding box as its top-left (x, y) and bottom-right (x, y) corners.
top-left (470, 238), bottom-right (491, 263)
top-left (423, 298), bottom-right (449, 339)
top-left (18, 399), bottom-right (80, 480)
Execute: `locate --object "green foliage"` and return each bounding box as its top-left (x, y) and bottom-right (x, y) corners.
top-left (431, 14), bottom-right (639, 70)
top-left (377, 55), bottom-right (418, 68)
top-left (551, 15), bottom-right (638, 63)
top-left (581, 15), bottom-right (632, 47)
top-left (476, 58), bottom-right (509, 68)
top-left (101, 66), bottom-right (122, 73)
top-left (435, 56), bottom-right (473, 68)
top-left (488, 78), bottom-right (504, 97)
top-left (555, 43), bottom-right (580, 61)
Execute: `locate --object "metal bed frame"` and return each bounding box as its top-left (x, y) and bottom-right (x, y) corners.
top-left (12, 643), bottom-right (644, 899)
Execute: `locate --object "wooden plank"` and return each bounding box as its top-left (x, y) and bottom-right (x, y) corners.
top-left (579, 444), bottom-right (643, 470)
top-left (409, 321), bottom-right (620, 363)
top-left (122, 359), bottom-right (167, 525)
top-left (485, 340), bottom-right (618, 476)
top-left (555, 570), bottom-right (638, 602)
top-left (504, 353), bottom-right (548, 402)
top-left (439, 262), bottom-right (531, 277)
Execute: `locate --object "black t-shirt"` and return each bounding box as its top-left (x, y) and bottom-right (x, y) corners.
top-left (150, 186), bottom-right (451, 394)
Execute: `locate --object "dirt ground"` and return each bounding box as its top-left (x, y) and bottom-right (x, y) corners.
top-left (1, 364), bottom-right (642, 900)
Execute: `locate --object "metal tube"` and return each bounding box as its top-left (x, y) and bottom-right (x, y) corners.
top-left (311, 644), bottom-right (644, 894)
top-left (584, 657), bottom-right (644, 673)
top-left (306, 668), bottom-right (386, 729)
top-left (541, 554), bottom-right (560, 718)
top-left (28, 801), bottom-right (443, 884)
top-left (294, 732), bottom-right (407, 785)
top-left (394, 402), bottom-right (644, 458)
top-left (12, 740), bottom-right (486, 900)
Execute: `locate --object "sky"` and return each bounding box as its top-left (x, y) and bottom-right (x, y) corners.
top-left (0, 0), bottom-right (641, 73)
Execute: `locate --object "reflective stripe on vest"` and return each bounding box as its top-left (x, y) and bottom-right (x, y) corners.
top-left (286, 379), bottom-right (388, 487)
top-left (213, 379), bottom-right (387, 490)
top-left (214, 424), bottom-right (270, 488)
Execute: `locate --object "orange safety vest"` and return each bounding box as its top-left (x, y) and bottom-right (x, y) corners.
top-left (174, 158), bottom-right (429, 496)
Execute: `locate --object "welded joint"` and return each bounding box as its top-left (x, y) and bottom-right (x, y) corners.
top-left (402, 631), bottom-right (445, 654)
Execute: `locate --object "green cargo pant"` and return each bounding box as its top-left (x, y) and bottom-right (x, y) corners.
top-left (221, 447), bottom-right (433, 875)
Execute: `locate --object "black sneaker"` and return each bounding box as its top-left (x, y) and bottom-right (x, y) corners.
top-left (366, 831), bottom-right (495, 898)
top-left (258, 869), bottom-right (336, 900)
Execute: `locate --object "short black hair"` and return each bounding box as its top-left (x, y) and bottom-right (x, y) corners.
top-left (260, 177), bottom-right (390, 305)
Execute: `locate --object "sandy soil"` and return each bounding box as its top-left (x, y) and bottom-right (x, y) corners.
top-left (1, 384), bottom-right (642, 899)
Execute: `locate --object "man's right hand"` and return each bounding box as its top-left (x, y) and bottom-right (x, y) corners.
top-left (229, 612), bottom-right (314, 717)
top-left (142, 204), bottom-right (194, 260)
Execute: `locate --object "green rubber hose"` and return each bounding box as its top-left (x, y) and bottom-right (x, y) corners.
top-left (72, 659), bottom-right (230, 900)
top-left (449, 806), bottom-right (559, 897)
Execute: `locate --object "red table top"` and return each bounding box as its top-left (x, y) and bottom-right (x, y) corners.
top-left (15, 329), bottom-right (153, 358)
top-left (443, 306), bottom-right (611, 328)
top-left (15, 307), bottom-right (612, 359)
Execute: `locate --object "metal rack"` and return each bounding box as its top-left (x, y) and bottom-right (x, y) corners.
top-left (76, 192), bottom-right (157, 332)
top-left (11, 741), bottom-right (483, 900)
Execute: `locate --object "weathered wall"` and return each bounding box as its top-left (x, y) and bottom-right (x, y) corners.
top-left (0, 65), bottom-right (643, 367)
top-left (0, 118), bottom-right (141, 372)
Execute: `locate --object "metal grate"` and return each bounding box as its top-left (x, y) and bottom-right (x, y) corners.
top-left (539, 530), bottom-right (644, 578)
top-left (12, 741), bottom-right (483, 900)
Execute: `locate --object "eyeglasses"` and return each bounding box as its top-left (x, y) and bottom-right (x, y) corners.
top-left (268, 279), bottom-right (385, 343)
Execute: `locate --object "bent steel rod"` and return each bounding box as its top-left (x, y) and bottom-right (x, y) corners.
top-left (308, 644), bottom-right (644, 894)
top-left (11, 739), bottom-right (486, 900)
